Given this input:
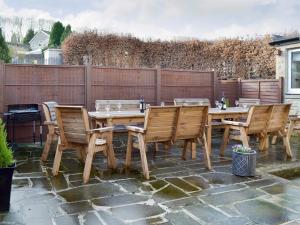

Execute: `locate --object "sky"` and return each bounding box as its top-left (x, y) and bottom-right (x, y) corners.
top-left (1, 0), bottom-right (300, 40)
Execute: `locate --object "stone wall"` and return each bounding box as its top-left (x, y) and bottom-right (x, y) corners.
top-left (62, 32), bottom-right (276, 80)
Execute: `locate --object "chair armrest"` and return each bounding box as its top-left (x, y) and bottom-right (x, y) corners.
top-left (44, 121), bottom-right (57, 126)
top-left (86, 127), bottom-right (113, 134)
top-left (126, 125), bottom-right (145, 133)
top-left (222, 119), bottom-right (247, 127)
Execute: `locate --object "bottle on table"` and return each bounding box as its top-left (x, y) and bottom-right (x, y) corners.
top-left (221, 92), bottom-right (227, 110)
top-left (139, 96), bottom-right (145, 113)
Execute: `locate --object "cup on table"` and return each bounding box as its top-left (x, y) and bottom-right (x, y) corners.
top-left (146, 104), bottom-right (151, 109)
top-left (160, 102), bottom-right (165, 107)
top-left (95, 103), bottom-right (100, 112)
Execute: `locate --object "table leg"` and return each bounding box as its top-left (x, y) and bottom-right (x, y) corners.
top-left (207, 115), bottom-right (212, 155)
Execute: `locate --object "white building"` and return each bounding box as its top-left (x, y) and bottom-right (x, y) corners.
top-left (44, 48), bottom-right (63, 65)
top-left (269, 36), bottom-right (300, 114)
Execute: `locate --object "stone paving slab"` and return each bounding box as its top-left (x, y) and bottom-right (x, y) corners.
top-left (1, 138), bottom-right (300, 225)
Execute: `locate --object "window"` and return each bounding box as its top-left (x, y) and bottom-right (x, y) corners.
top-left (288, 49), bottom-right (300, 93)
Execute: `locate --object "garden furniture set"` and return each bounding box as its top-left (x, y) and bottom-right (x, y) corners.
top-left (40, 98), bottom-right (297, 182)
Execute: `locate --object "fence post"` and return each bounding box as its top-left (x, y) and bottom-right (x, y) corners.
top-left (258, 80), bottom-right (261, 99)
top-left (212, 70), bottom-right (217, 104)
top-left (156, 65), bottom-right (161, 106)
top-left (237, 78), bottom-right (241, 99)
top-left (0, 62), bottom-right (4, 116)
top-left (279, 76), bottom-right (284, 103)
top-left (85, 64), bottom-right (92, 110)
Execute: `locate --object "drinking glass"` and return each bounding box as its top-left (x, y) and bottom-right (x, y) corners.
top-left (215, 100), bottom-right (219, 107)
top-left (117, 102), bottom-right (122, 112)
top-left (95, 103), bottom-right (100, 112)
top-left (242, 103), bottom-right (248, 108)
top-left (217, 103), bottom-right (222, 110)
top-left (146, 104), bottom-right (150, 109)
top-left (235, 100), bottom-right (239, 107)
top-left (160, 102), bottom-right (165, 107)
top-left (105, 104), bottom-right (110, 114)
top-left (199, 101), bottom-right (203, 106)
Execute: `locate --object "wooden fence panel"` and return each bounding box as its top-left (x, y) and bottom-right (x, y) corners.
top-left (161, 70), bottom-right (214, 104)
top-left (90, 67), bottom-right (157, 110)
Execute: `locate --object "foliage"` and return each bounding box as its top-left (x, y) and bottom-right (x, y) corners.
top-left (232, 145), bottom-right (253, 154)
top-left (49, 21), bottom-right (65, 47)
top-left (23, 28), bottom-right (35, 45)
top-left (0, 28), bottom-right (11, 63)
top-left (0, 119), bottom-right (14, 168)
top-left (60, 24), bottom-right (72, 44)
top-left (62, 31), bottom-right (276, 79)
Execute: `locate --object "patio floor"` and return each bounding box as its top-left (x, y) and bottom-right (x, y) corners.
top-left (1, 134), bottom-right (300, 225)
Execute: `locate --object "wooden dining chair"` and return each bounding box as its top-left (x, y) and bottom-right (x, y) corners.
top-left (52, 105), bottom-right (116, 183)
top-left (125, 106), bottom-right (180, 179)
top-left (263, 104), bottom-right (292, 157)
top-left (41, 101), bottom-right (58, 161)
top-left (238, 98), bottom-right (260, 106)
top-left (174, 98), bottom-right (211, 106)
top-left (173, 105), bottom-right (211, 170)
top-left (220, 105), bottom-right (273, 155)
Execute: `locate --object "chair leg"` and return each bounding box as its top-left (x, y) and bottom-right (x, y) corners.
top-left (106, 143), bottom-right (116, 169)
top-left (52, 137), bottom-right (62, 176)
top-left (137, 134), bottom-right (149, 179)
top-left (220, 126), bottom-right (230, 156)
top-left (182, 140), bottom-right (189, 160)
top-left (125, 133), bottom-right (133, 167)
top-left (271, 135), bottom-right (277, 145)
top-left (281, 131), bottom-right (293, 158)
top-left (163, 141), bottom-right (171, 151)
top-left (198, 134), bottom-right (211, 170)
top-left (41, 133), bottom-right (53, 161)
top-left (155, 142), bottom-right (159, 152)
top-left (258, 134), bottom-right (267, 151)
top-left (83, 135), bottom-right (96, 184)
top-left (240, 128), bottom-right (249, 148)
top-left (191, 141), bottom-right (196, 159)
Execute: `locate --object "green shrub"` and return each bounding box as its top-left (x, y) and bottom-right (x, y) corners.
top-left (0, 119), bottom-right (14, 168)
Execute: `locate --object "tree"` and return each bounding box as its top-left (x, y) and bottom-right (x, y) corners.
top-left (23, 28), bottom-right (35, 45)
top-left (48, 21), bottom-right (65, 47)
top-left (60, 24), bottom-right (72, 43)
top-left (0, 28), bottom-right (11, 63)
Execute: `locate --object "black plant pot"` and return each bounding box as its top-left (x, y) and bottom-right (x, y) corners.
top-left (0, 163), bottom-right (15, 211)
top-left (232, 150), bottom-right (256, 177)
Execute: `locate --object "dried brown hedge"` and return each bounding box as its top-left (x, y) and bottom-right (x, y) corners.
top-left (62, 32), bottom-right (276, 79)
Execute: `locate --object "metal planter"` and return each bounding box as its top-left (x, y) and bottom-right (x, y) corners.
top-left (232, 150), bottom-right (256, 177)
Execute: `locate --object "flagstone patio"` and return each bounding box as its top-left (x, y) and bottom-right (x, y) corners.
top-left (1, 135), bottom-right (300, 225)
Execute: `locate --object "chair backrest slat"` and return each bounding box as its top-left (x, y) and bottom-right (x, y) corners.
top-left (42, 101), bottom-right (58, 122)
top-left (95, 100), bottom-right (140, 111)
top-left (247, 105), bottom-right (273, 134)
top-left (174, 98), bottom-right (211, 107)
top-left (174, 105), bottom-right (208, 141)
top-left (267, 104), bottom-right (291, 132)
top-left (144, 106), bottom-right (179, 142)
top-left (239, 98), bottom-right (260, 106)
top-left (55, 106), bottom-right (90, 145)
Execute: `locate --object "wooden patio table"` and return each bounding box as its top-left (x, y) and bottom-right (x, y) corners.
top-left (89, 107), bottom-right (249, 155)
top-left (207, 107), bottom-right (249, 154)
top-left (88, 110), bottom-right (145, 127)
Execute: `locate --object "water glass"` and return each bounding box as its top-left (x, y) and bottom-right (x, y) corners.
top-left (242, 103), bottom-right (248, 108)
top-left (117, 102), bottom-right (122, 112)
top-left (215, 100), bottom-right (219, 107)
top-left (105, 104), bottom-right (110, 113)
top-left (199, 101), bottom-right (203, 106)
top-left (217, 103), bottom-right (222, 110)
top-left (146, 104), bottom-right (150, 109)
top-left (95, 103), bottom-right (100, 112)
top-left (160, 102), bottom-right (165, 107)
top-left (235, 100), bottom-right (239, 107)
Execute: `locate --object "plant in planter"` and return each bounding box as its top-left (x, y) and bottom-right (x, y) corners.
top-left (232, 144), bottom-right (256, 177)
top-left (0, 118), bottom-right (15, 211)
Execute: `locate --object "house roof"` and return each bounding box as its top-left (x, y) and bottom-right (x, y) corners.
top-left (269, 35), bottom-right (300, 46)
top-left (29, 30), bottom-right (50, 44)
